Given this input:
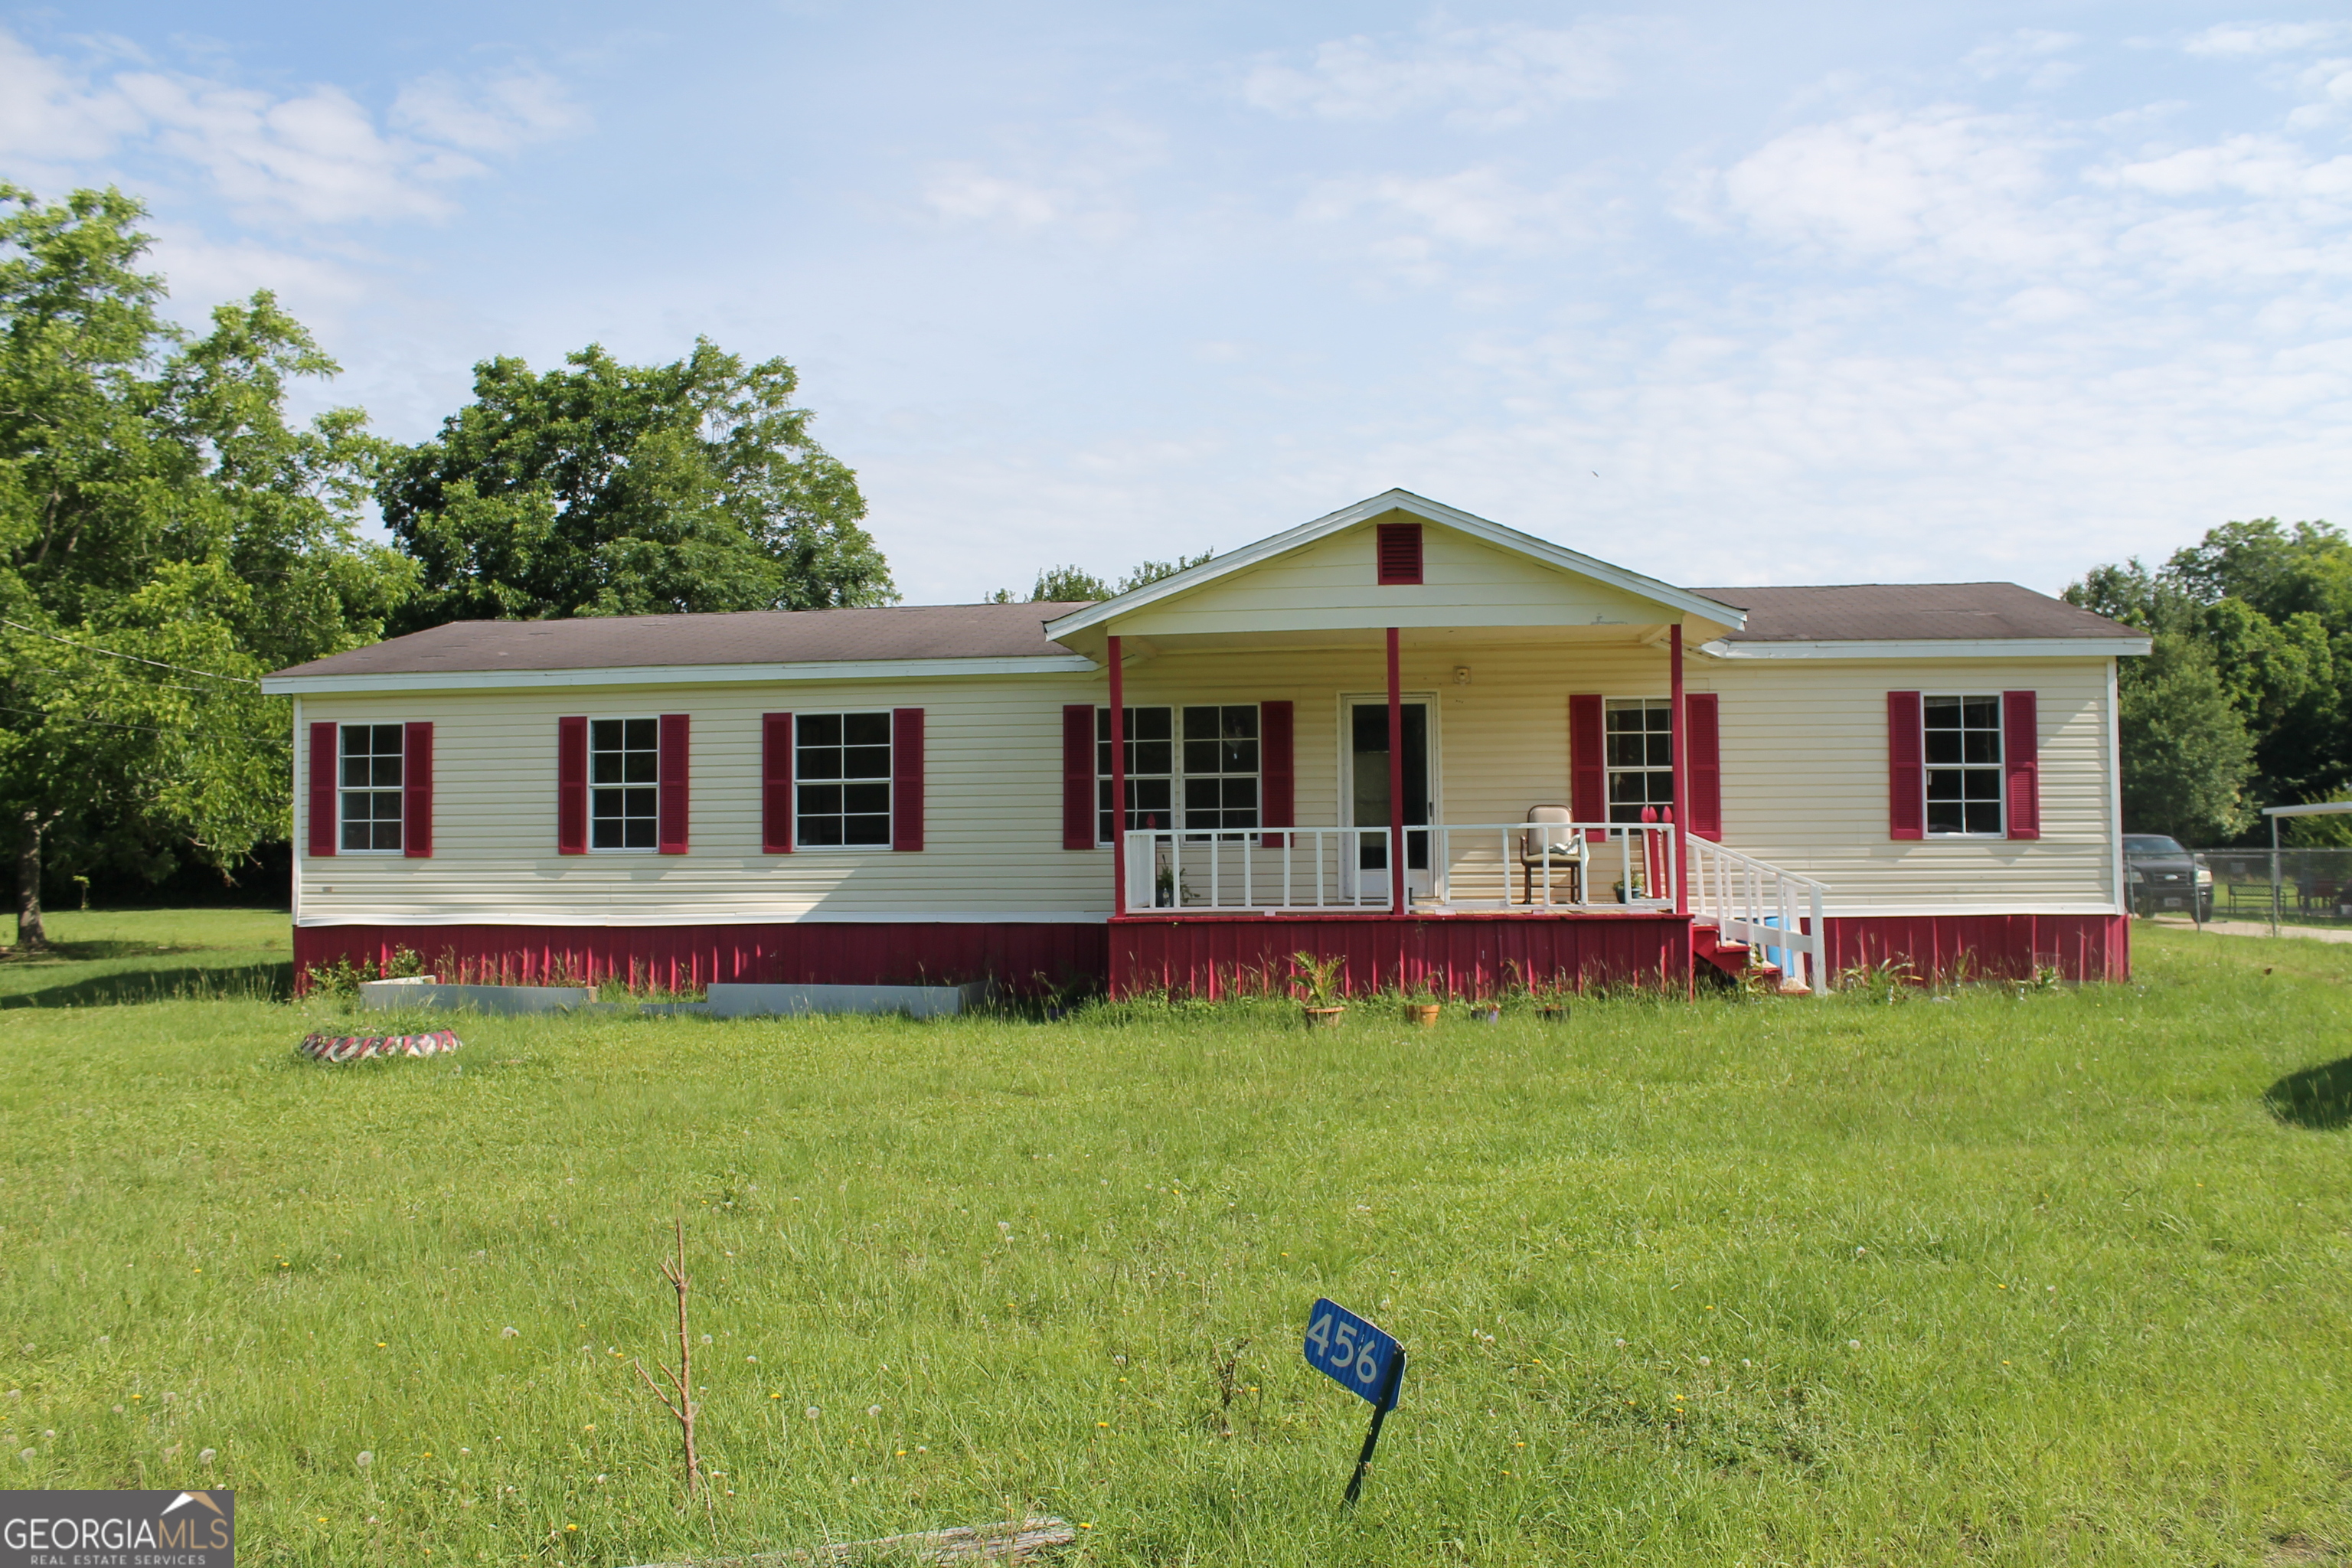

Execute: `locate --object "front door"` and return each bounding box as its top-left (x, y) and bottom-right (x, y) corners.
top-left (1343, 697), bottom-right (1433, 900)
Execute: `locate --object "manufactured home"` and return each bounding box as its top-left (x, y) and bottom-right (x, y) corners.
top-left (262, 491), bottom-right (2149, 998)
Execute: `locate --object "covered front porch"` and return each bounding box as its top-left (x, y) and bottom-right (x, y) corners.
top-left (1045, 493), bottom-right (1831, 996)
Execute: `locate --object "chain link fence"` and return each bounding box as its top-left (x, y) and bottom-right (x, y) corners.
top-left (2188, 845), bottom-right (2352, 928)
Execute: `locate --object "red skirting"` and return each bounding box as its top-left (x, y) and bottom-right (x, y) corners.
top-left (1109, 912), bottom-right (1692, 1000)
top-left (1818, 913), bottom-right (2128, 983)
top-left (291, 923), bottom-right (1106, 998)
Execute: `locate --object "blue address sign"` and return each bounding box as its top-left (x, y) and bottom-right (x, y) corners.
top-left (1302, 1297), bottom-right (1403, 1410)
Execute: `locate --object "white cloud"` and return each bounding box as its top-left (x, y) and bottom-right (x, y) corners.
top-left (393, 70), bottom-right (584, 152)
top-left (1303, 166), bottom-right (1583, 251)
top-left (915, 121), bottom-right (1163, 241)
top-left (0, 29), bottom-right (144, 163)
top-left (0, 28), bottom-right (583, 224)
top-left (1240, 19), bottom-right (1648, 130)
top-left (2108, 133), bottom-right (2352, 198)
top-left (1963, 29), bottom-right (2082, 90)
top-left (1719, 109), bottom-right (2089, 276)
top-left (923, 165), bottom-right (1063, 228)
top-left (2182, 21), bottom-right (2344, 58)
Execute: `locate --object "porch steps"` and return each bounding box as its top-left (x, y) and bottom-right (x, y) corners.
top-left (1690, 923), bottom-right (1809, 995)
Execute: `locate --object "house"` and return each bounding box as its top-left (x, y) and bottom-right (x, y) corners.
top-left (260, 490), bottom-right (2150, 998)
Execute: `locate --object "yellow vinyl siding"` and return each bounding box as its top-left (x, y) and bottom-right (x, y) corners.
top-left (1112, 516), bottom-right (1717, 638)
top-left (293, 642), bottom-right (2121, 926)
top-left (1704, 657), bottom-right (2118, 914)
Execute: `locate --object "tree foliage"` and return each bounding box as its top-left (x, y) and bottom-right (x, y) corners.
top-left (2069, 518), bottom-right (2352, 841)
top-left (380, 341), bottom-right (893, 631)
top-left (0, 187), bottom-right (410, 945)
top-left (993, 550), bottom-right (1214, 604)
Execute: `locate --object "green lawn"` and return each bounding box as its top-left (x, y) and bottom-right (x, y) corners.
top-left (2, 915), bottom-right (2348, 1566)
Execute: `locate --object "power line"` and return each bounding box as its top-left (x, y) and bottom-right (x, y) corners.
top-left (0, 616), bottom-right (263, 687)
top-left (0, 705), bottom-right (189, 737)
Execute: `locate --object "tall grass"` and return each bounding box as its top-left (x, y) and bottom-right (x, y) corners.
top-left (0, 919), bottom-right (2346, 1565)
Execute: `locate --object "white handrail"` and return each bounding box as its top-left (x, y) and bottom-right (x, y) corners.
top-left (1122, 822), bottom-right (1678, 914)
top-left (1686, 837), bottom-right (1831, 994)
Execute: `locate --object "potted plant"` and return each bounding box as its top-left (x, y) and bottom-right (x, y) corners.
top-left (1290, 952), bottom-right (1348, 1027)
top-left (1401, 988), bottom-right (1441, 1028)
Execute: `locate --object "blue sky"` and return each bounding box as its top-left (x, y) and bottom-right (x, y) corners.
top-left (5, 2), bottom-right (2349, 603)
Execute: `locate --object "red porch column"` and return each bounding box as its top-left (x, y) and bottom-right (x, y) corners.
top-left (1109, 635), bottom-right (1125, 918)
top-left (1671, 622), bottom-right (1688, 916)
top-left (1388, 626), bottom-right (1405, 915)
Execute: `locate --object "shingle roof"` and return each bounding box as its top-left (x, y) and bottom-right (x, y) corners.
top-left (268, 583), bottom-right (2138, 681)
top-left (267, 603), bottom-right (1097, 679)
top-left (1690, 583), bottom-right (2135, 642)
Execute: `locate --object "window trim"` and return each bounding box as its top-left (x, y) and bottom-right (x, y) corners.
top-left (1920, 691), bottom-right (2007, 838)
top-left (1095, 703), bottom-right (1264, 846)
top-left (1601, 694), bottom-right (1675, 825)
top-left (336, 721), bottom-right (408, 856)
top-left (586, 714), bottom-right (664, 855)
top-left (791, 707), bottom-right (897, 853)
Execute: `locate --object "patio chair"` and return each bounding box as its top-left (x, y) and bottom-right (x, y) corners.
top-left (1519, 805), bottom-right (1586, 905)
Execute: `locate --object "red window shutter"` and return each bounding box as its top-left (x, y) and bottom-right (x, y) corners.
top-left (1888, 691), bottom-right (1924, 841)
top-left (307, 721), bottom-right (338, 857)
top-left (557, 716), bottom-right (588, 854)
top-left (1376, 521), bottom-right (1423, 585)
top-left (763, 713), bottom-right (794, 854)
top-left (1685, 694), bottom-right (1721, 841)
top-left (658, 713), bottom-right (690, 854)
top-left (403, 721), bottom-right (434, 858)
top-left (1062, 704), bottom-right (1095, 850)
top-left (2003, 690), bottom-right (2040, 840)
top-left (892, 707), bottom-right (925, 851)
top-left (1569, 694), bottom-right (1605, 825)
top-left (1259, 700), bottom-right (1294, 848)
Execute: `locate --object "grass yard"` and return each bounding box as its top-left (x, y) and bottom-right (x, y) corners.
top-left (1, 915), bottom-right (2349, 1566)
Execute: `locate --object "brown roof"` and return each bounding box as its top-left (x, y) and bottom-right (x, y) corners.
top-left (1690, 583), bottom-right (2137, 642)
top-left (268, 603), bottom-right (1098, 679)
top-left (270, 583), bottom-right (2140, 680)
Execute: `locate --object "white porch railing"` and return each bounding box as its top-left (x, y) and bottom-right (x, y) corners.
top-left (1121, 822), bottom-right (1680, 915)
top-left (1687, 836), bottom-right (1830, 995)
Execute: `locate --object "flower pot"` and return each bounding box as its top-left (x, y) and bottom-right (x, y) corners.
top-left (1403, 1002), bottom-right (1441, 1027)
top-left (1467, 1004), bottom-right (1502, 1024)
top-left (1537, 1004), bottom-right (1569, 1022)
top-left (1303, 1006), bottom-right (1347, 1030)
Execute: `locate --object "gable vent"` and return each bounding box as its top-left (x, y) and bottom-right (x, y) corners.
top-left (1376, 521), bottom-right (1423, 585)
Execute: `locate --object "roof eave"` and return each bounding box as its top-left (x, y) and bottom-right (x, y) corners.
top-left (1042, 489), bottom-right (1746, 640)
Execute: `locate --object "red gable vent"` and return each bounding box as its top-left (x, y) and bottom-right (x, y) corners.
top-left (1376, 522), bottom-right (1423, 586)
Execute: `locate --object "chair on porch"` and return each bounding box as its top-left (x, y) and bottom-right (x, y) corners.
top-left (1518, 805), bottom-right (1586, 905)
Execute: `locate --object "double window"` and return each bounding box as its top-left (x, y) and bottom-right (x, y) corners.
top-left (1924, 694), bottom-right (2004, 835)
top-left (1604, 697), bottom-right (1674, 823)
top-left (590, 718), bottom-right (661, 850)
top-left (795, 711), bottom-right (893, 848)
top-left (339, 724), bottom-right (405, 851)
top-left (1097, 704), bottom-right (1259, 843)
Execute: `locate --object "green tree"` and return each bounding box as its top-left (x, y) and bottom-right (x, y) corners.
top-left (2115, 635), bottom-right (2257, 843)
top-left (991, 550), bottom-right (1214, 603)
top-left (381, 342), bottom-right (892, 630)
top-left (0, 186), bottom-right (408, 949)
top-left (2070, 518), bottom-right (2352, 832)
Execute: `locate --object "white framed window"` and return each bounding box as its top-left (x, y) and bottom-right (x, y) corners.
top-left (1924, 694), bottom-right (2004, 835)
top-left (1097, 704), bottom-right (1258, 843)
top-left (795, 710), bottom-right (893, 848)
top-left (1604, 697), bottom-right (1674, 823)
top-left (339, 724), bottom-right (405, 853)
top-left (590, 717), bottom-right (660, 851)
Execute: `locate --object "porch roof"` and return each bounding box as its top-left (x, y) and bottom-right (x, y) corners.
top-left (1043, 490), bottom-right (1747, 659)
